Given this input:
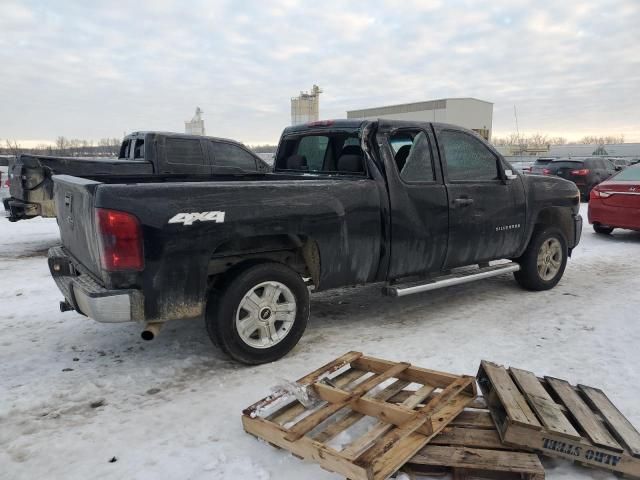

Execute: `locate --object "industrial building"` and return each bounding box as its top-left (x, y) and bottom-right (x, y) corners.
top-left (291, 85), bottom-right (322, 125)
top-left (347, 97), bottom-right (493, 140)
top-left (185, 107), bottom-right (205, 136)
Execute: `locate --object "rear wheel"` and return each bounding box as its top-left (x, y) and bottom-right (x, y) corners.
top-left (206, 262), bottom-right (309, 364)
top-left (514, 227), bottom-right (568, 291)
top-left (593, 223), bottom-right (614, 235)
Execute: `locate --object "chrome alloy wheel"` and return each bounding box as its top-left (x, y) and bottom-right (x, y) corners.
top-left (536, 238), bottom-right (562, 281)
top-left (235, 281), bottom-right (297, 349)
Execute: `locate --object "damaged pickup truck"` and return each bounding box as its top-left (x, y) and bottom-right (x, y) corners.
top-left (3, 132), bottom-right (269, 221)
top-left (48, 120), bottom-right (582, 364)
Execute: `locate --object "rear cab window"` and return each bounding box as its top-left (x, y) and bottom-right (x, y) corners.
top-left (275, 127), bottom-right (366, 176)
top-left (388, 130), bottom-right (436, 183)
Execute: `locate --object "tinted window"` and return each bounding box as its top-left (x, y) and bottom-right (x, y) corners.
top-left (552, 161), bottom-right (583, 169)
top-left (133, 139), bottom-right (144, 159)
top-left (165, 138), bottom-right (204, 165)
top-left (297, 136), bottom-right (329, 171)
top-left (441, 130), bottom-right (498, 181)
top-left (119, 140), bottom-right (131, 159)
top-left (390, 130), bottom-right (435, 182)
top-left (534, 159), bottom-right (553, 165)
top-left (210, 142), bottom-right (257, 171)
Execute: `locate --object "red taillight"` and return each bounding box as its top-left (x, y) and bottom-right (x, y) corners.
top-left (96, 208), bottom-right (143, 271)
top-left (571, 168), bottom-right (590, 176)
top-left (542, 168), bottom-right (551, 175)
top-left (591, 188), bottom-right (611, 199)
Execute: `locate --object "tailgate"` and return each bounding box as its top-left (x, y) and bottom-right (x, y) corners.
top-left (53, 175), bottom-right (104, 278)
top-left (9, 155), bottom-right (47, 200)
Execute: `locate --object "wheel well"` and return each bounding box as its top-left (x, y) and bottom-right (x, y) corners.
top-left (532, 207), bottom-right (573, 244)
top-left (207, 234), bottom-right (320, 288)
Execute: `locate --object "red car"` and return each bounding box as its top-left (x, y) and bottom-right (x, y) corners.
top-left (588, 164), bottom-right (640, 234)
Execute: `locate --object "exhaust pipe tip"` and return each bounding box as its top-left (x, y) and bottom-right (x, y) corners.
top-left (141, 322), bottom-right (163, 341)
top-left (60, 300), bottom-right (74, 313)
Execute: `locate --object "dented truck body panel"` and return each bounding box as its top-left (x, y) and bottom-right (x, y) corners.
top-left (49, 120), bottom-right (582, 325)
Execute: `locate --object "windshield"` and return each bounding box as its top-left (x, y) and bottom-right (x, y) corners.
top-left (612, 165), bottom-right (640, 181)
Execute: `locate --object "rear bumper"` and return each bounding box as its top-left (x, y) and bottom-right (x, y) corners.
top-left (3, 197), bottom-right (41, 222)
top-left (588, 200), bottom-right (640, 230)
top-left (48, 246), bottom-right (144, 323)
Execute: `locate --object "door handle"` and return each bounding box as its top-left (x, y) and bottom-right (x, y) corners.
top-left (453, 197), bottom-right (474, 207)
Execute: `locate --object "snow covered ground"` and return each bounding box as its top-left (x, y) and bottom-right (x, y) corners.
top-left (1, 204), bottom-right (639, 480)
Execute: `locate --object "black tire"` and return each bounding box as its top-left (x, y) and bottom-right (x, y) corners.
top-left (593, 223), bottom-right (614, 235)
top-left (206, 262), bottom-right (309, 364)
top-left (514, 227), bottom-right (568, 291)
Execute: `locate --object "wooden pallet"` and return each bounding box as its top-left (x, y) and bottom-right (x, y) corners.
top-left (242, 351), bottom-right (476, 480)
top-left (477, 360), bottom-right (640, 479)
top-left (406, 397), bottom-right (545, 480)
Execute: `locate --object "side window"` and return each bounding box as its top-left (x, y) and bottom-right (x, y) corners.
top-left (297, 136), bottom-right (329, 171)
top-left (133, 139), bottom-right (144, 159)
top-left (165, 138), bottom-right (205, 165)
top-left (210, 142), bottom-right (257, 171)
top-left (389, 130), bottom-right (435, 182)
top-left (441, 130), bottom-right (499, 181)
top-left (119, 139), bottom-right (131, 159)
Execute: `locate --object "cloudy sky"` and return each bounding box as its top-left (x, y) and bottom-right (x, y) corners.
top-left (1, 0), bottom-right (639, 145)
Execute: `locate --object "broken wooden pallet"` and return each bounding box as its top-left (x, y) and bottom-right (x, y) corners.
top-left (477, 360), bottom-right (640, 479)
top-left (406, 397), bottom-right (545, 480)
top-left (242, 351), bottom-right (476, 480)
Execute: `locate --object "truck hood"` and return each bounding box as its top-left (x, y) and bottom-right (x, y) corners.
top-left (522, 174), bottom-right (581, 213)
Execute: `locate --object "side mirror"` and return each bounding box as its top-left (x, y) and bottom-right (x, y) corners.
top-left (615, 165), bottom-right (623, 171)
top-left (504, 169), bottom-right (518, 180)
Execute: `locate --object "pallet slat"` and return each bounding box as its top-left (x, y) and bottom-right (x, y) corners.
top-left (480, 361), bottom-right (542, 429)
top-left (312, 379), bottom-right (410, 443)
top-left (545, 377), bottom-right (622, 451)
top-left (510, 367), bottom-right (581, 439)
top-left (579, 384), bottom-right (640, 457)
top-left (410, 445), bottom-right (544, 480)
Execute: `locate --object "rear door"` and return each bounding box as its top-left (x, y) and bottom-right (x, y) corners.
top-left (377, 121), bottom-right (449, 278)
top-left (435, 126), bottom-right (526, 268)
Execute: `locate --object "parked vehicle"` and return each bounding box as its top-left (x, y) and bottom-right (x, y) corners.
top-left (3, 132), bottom-right (270, 221)
top-left (544, 157), bottom-right (617, 200)
top-left (588, 164), bottom-right (640, 234)
top-left (610, 158), bottom-right (632, 169)
top-left (48, 119), bottom-right (582, 364)
top-left (528, 157), bottom-right (555, 175)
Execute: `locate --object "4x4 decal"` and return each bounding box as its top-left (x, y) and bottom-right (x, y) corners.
top-left (168, 211), bottom-right (225, 226)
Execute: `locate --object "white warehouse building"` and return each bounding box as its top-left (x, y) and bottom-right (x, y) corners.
top-left (346, 97), bottom-right (493, 140)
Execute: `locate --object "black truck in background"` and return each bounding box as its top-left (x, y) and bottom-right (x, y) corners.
top-left (48, 119), bottom-right (582, 364)
top-left (3, 132), bottom-right (270, 221)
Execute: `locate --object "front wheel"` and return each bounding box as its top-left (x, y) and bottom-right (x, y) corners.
top-left (206, 262), bottom-right (309, 364)
top-left (514, 227), bottom-right (568, 291)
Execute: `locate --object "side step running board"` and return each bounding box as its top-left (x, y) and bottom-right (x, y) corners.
top-left (384, 262), bottom-right (521, 297)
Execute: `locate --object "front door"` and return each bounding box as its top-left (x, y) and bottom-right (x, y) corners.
top-left (377, 122), bottom-right (449, 279)
top-left (435, 126), bottom-right (526, 269)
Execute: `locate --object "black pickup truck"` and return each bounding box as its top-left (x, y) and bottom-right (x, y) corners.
top-left (3, 131), bottom-right (269, 221)
top-left (48, 119), bottom-right (582, 364)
